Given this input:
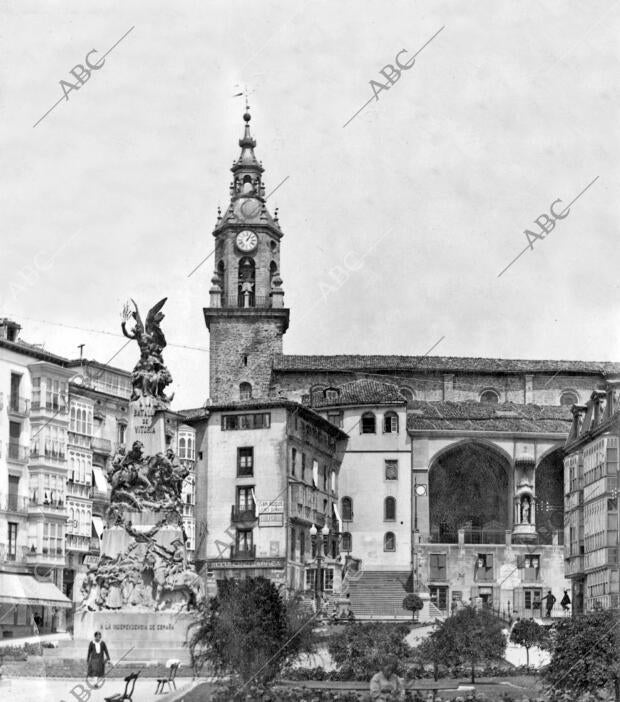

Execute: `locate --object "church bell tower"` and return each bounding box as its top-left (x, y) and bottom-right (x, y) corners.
top-left (204, 108), bottom-right (289, 403)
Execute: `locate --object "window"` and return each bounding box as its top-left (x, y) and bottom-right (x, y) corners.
top-left (300, 531), bottom-right (306, 561)
top-left (361, 412), bottom-right (376, 434)
top-left (330, 470), bottom-right (336, 493)
top-left (342, 497), bottom-right (353, 521)
top-left (235, 529), bottom-right (253, 553)
top-left (327, 410), bottom-right (343, 428)
top-left (305, 568), bottom-right (334, 591)
top-left (523, 554), bottom-right (540, 581)
top-left (222, 413), bottom-right (271, 430)
top-left (341, 532), bottom-right (352, 551)
top-left (10, 373), bottom-right (21, 411)
top-left (31, 377), bottom-right (41, 408)
top-left (290, 527), bottom-right (296, 560)
top-left (117, 422), bottom-right (127, 445)
top-left (325, 389), bottom-right (339, 403)
top-left (475, 553), bottom-right (494, 580)
top-left (236, 486), bottom-right (254, 511)
top-left (399, 387), bottom-right (415, 405)
top-left (385, 460), bottom-right (398, 480)
top-left (312, 459), bottom-right (319, 487)
top-left (322, 465), bottom-right (328, 491)
top-left (237, 447), bottom-right (254, 476)
top-left (429, 553), bottom-right (447, 580)
top-left (291, 448), bottom-right (297, 476)
top-left (430, 585), bottom-right (448, 611)
top-left (384, 532), bottom-right (396, 551)
top-left (70, 401), bottom-right (93, 435)
top-left (560, 390), bottom-right (579, 406)
top-left (383, 412), bottom-right (399, 433)
top-left (8, 522), bottom-right (17, 561)
top-left (239, 382), bottom-right (252, 400)
top-left (301, 453), bottom-right (306, 481)
top-left (237, 257), bottom-right (256, 307)
top-left (480, 390), bottom-right (500, 404)
top-left (384, 497), bottom-right (396, 521)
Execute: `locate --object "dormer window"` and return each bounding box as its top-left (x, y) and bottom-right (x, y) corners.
top-left (560, 390), bottom-right (579, 407)
top-left (480, 389), bottom-right (500, 404)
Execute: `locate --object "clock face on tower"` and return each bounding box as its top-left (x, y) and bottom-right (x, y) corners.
top-left (236, 230), bottom-right (258, 252)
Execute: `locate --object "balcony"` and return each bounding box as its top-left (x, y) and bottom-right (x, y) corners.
top-left (220, 294), bottom-right (273, 309)
top-left (8, 396), bottom-right (30, 417)
top-left (231, 505), bottom-right (256, 523)
top-left (30, 400), bottom-right (68, 417)
top-left (91, 437), bottom-right (112, 455)
top-left (182, 503), bottom-right (195, 518)
top-left (0, 493), bottom-right (29, 514)
top-left (30, 447), bottom-right (66, 465)
top-left (29, 497), bottom-right (65, 513)
top-left (231, 545), bottom-right (256, 561)
top-left (7, 442), bottom-right (29, 464)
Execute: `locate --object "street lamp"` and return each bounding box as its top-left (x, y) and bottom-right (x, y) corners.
top-left (310, 523), bottom-right (330, 614)
top-left (412, 479), bottom-right (427, 592)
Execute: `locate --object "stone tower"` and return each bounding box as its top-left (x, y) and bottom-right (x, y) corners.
top-left (204, 109), bottom-right (289, 403)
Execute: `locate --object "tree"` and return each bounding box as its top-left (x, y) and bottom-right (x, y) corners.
top-left (509, 618), bottom-right (548, 671)
top-left (188, 577), bottom-right (316, 683)
top-left (417, 605), bottom-right (506, 683)
top-left (403, 593), bottom-right (424, 623)
top-left (543, 610), bottom-right (620, 701)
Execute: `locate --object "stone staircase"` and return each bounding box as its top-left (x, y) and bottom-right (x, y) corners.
top-left (346, 571), bottom-right (414, 620)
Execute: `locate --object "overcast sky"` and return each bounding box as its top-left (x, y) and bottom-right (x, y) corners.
top-left (1, 0), bottom-right (618, 409)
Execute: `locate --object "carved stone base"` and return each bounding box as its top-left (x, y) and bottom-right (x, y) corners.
top-left (73, 611), bottom-right (195, 664)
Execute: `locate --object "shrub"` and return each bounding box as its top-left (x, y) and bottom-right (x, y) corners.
top-left (543, 610), bottom-right (619, 700)
top-left (188, 577), bottom-right (316, 683)
top-left (327, 622), bottom-right (413, 680)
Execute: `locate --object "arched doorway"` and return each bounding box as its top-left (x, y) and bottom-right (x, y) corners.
top-left (535, 448), bottom-right (564, 544)
top-left (429, 441), bottom-right (511, 543)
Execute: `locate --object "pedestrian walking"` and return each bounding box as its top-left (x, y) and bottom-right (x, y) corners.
top-left (542, 590), bottom-right (556, 618)
top-left (86, 631), bottom-right (111, 680)
top-left (560, 589), bottom-right (571, 613)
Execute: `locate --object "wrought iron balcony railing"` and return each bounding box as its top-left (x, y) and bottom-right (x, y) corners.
top-left (231, 505), bottom-right (257, 522)
top-left (8, 396), bottom-right (30, 416)
top-left (230, 545), bottom-right (256, 561)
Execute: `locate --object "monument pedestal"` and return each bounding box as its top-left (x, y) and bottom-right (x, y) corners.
top-left (73, 611), bottom-right (194, 664)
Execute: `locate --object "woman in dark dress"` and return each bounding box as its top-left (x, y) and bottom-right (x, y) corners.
top-left (87, 631), bottom-right (111, 678)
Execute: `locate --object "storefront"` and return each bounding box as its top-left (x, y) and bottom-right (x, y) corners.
top-left (0, 570), bottom-right (72, 639)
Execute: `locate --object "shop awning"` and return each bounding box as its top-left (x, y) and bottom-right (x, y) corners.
top-left (92, 516), bottom-right (104, 538)
top-left (92, 466), bottom-right (109, 493)
top-left (0, 573), bottom-right (72, 609)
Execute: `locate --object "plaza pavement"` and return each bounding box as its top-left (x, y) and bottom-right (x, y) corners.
top-left (0, 675), bottom-right (207, 702)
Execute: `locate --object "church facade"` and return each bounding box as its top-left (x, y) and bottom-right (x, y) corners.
top-left (190, 109), bottom-right (620, 619)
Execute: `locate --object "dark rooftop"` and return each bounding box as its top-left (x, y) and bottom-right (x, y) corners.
top-left (274, 354), bottom-right (620, 375)
top-left (407, 401), bottom-right (572, 434)
top-left (306, 379), bottom-right (406, 408)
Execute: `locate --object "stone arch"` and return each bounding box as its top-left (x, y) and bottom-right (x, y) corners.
top-left (535, 446), bottom-right (565, 543)
top-left (428, 439), bottom-right (512, 542)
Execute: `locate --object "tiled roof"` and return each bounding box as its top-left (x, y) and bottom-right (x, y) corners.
top-left (0, 337), bottom-right (69, 365)
top-left (308, 379), bottom-right (406, 408)
top-left (274, 354), bottom-right (620, 375)
top-left (407, 401), bottom-right (572, 434)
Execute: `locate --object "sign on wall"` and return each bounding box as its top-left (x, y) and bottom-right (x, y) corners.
top-left (257, 499), bottom-right (284, 526)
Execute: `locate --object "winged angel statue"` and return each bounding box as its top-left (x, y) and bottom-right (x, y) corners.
top-left (121, 298), bottom-right (174, 405)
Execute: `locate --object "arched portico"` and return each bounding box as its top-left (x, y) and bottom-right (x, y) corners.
top-left (427, 439), bottom-right (512, 543)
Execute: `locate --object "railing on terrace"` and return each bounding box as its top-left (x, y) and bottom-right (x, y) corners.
top-left (8, 396), bottom-right (30, 415)
top-left (0, 493), bottom-right (29, 513)
top-left (230, 545), bottom-right (256, 560)
top-left (7, 442), bottom-right (29, 463)
top-left (220, 294), bottom-right (273, 309)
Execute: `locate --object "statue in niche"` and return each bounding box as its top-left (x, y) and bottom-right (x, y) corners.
top-left (121, 298), bottom-right (173, 405)
top-left (520, 496), bottom-right (532, 524)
